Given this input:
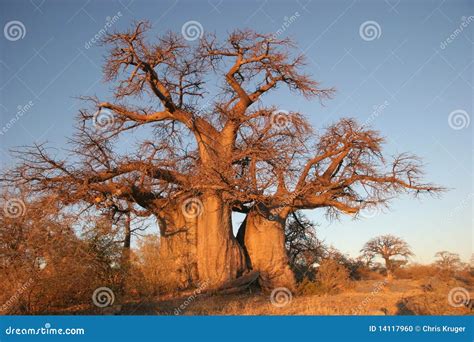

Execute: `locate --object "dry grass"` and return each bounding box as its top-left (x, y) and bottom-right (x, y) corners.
top-left (15, 277), bottom-right (473, 316)
top-left (112, 278), bottom-right (473, 316)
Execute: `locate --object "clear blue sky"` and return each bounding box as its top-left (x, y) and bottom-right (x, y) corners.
top-left (0, 0), bottom-right (472, 263)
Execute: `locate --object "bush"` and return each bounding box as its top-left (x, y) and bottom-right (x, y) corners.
top-left (393, 264), bottom-right (439, 280)
top-left (315, 259), bottom-right (351, 294)
top-left (0, 197), bottom-right (123, 314)
top-left (454, 270), bottom-right (474, 287)
top-left (128, 235), bottom-right (178, 296)
top-left (127, 234), bottom-right (198, 297)
top-left (0, 221), bottom-right (121, 314)
top-left (297, 277), bottom-right (323, 295)
top-left (399, 293), bottom-right (471, 315)
top-left (354, 266), bottom-right (385, 280)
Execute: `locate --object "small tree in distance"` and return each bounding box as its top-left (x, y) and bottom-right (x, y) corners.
top-left (434, 251), bottom-right (462, 272)
top-left (361, 235), bottom-right (413, 278)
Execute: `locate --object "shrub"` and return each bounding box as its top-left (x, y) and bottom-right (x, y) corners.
top-left (0, 221), bottom-right (120, 314)
top-left (129, 235), bottom-right (194, 297)
top-left (315, 259), bottom-right (351, 294)
top-left (399, 293), bottom-right (471, 315)
top-left (356, 266), bottom-right (385, 280)
top-left (297, 277), bottom-right (324, 295)
top-left (393, 264), bottom-right (439, 280)
top-left (0, 197), bottom-right (123, 314)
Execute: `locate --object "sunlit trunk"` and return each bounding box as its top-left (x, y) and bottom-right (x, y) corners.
top-left (195, 192), bottom-right (246, 288)
top-left (157, 192), bottom-right (247, 289)
top-left (157, 202), bottom-right (198, 289)
top-left (237, 206), bottom-right (296, 292)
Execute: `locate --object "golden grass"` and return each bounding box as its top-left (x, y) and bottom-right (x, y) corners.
top-left (116, 279), bottom-right (473, 316)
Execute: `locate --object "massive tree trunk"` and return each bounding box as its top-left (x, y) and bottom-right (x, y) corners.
top-left (157, 202), bottom-right (198, 289)
top-left (195, 192), bottom-right (246, 288)
top-left (157, 192), bottom-right (247, 289)
top-left (237, 206), bottom-right (296, 292)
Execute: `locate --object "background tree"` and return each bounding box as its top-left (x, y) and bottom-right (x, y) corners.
top-left (284, 212), bottom-right (325, 281)
top-left (434, 251), bottom-right (462, 271)
top-left (357, 252), bottom-right (376, 268)
top-left (361, 235), bottom-right (413, 277)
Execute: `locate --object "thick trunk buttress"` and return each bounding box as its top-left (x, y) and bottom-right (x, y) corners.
top-left (157, 193), bottom-right (246, 289)
top-left (237, 208), bottom-right (296, 292)
top-left (157, 202), bottom-right (198, 289)
top-left (195, 193), bottom-right (246, 288)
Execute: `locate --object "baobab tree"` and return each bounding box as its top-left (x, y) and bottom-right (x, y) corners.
top-left (1, 22), bottom-right (442, 291)
top-left (361, 235), bottom-right (414, 277)
top-left (434, 251), bottom-right (462, 271)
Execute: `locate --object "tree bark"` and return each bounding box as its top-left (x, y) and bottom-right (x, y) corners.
top-left (383, 256), bottom-right (393, 279)
top-left (237, 206), bottom-right (296, 292)
top-left (195, 192), bottom-right (246, 288)
top-left (157, 192), bottom-right (247, 289)
top-left (157, 202), bottom-right (198, 289)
